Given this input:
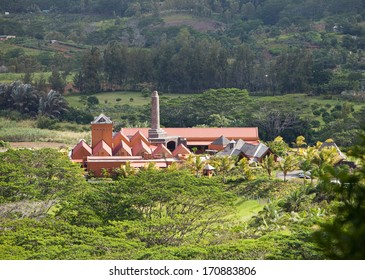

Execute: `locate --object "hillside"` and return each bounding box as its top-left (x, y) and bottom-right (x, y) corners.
top-left (0, 0), bottom-right (364, 94)
top-left (0, 1), bottom-right (365, 147)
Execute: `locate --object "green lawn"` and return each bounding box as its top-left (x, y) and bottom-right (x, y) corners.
top-left (232, 198), bottom-right (265, 222)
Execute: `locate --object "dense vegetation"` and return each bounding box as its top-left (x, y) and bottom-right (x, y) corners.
top-left (0, 1), bottom-right (364, 260)
top-left (0, 0), bottom-right (364, 93)
top-left (1, 130), bottom-right (365, 259)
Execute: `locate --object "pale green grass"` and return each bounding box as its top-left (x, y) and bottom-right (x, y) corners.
top-left (230, 198), bottom-right (265, 222)
top-left (0, 41), bottom-right (42, 56)
top-left (0, 118), bottom-right (90, 145)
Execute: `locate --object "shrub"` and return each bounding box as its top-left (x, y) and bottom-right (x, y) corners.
top-left (36, 116), bottom-right (58, 130)
top-left (0, 140), bottom-right (10, 148)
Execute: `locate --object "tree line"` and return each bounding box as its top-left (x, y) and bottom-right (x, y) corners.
top-left (74, 34), bottom-right (315, 94)
top-left (1, 0), bottom-right (363, 23)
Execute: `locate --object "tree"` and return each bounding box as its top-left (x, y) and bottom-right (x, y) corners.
top-left (252, 108), bottom-right (302, 142)
top-left (294, 135), bottom-right (307, 154)
top-left (74, 47), bottom-right (102, 93)
top-left (189, 155), bottom-right (205, 177)
top-left (210, 155), bottom-right (235, 182)
top-left (48, 70), bottom-right (66, 93)
top-left (278, 154), bottom-right (299, 181)
top-left (103, 42), bottom-right (128, 88)
top-left (38, 90), bottom-right (69, 119)
top-left (266, 136), bottom-right (289, 157)
top-left (314, 130), bottom-right (365, 259)
top-left (10, 82), bottom-right (40, 116)
top-left (261, 154), bottom-right (276, 178)
top-left (237, 157), bottom-right (254, 180)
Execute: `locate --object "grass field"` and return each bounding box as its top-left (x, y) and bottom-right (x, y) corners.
top-left (0, 41), bottom-right (43, 56)
top-left (0, 118), bottom-right (90, 145)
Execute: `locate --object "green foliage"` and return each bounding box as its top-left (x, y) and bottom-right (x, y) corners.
top-left (58, 170), bottom-right (234, 247)
top-left (314, 130), bottom-right (365, 259)
top-left (0, 149), bottom-right (87, 204)
top-left (36, 115), bottom-right (58, 129)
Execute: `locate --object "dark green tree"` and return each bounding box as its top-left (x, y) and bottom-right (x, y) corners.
top-left (48, 70), bottom-right (66, 93)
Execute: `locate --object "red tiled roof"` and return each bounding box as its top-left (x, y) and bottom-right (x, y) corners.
top-left (72, 140), bottom-right (91, 154)
top-left (113, 131), bottom-right (130, 147)
top-left (152, 144), bottom-right (173, 158)
top-left (132, 140), bottom-right (152, 156)
top-left (113, 140), bottom-right (132, 156)
top-left (93, 140), bottom-right (112, 156)
top-left (122, 127), bottom-right (259, 141)
top-left (172, 143), bottom-right (191, 157)
top-left (130, 130), bottom-right (150, 146)
top-left (187, 141), bottom-right (212, 146)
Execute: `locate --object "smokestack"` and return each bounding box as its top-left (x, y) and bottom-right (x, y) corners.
top-left (148, 90), bottom-right (166, 139)
top-left (151, 90), bottom-right (160, 130)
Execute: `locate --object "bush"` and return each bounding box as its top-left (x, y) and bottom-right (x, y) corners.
top-left (0, 140), bottom-right (10, 148)
top-left (36, 116), bottom-right (58, 130)
top-left (310, 120), bottom-right (321, 128)
top-left (313, 110), bottom-right (321, 116)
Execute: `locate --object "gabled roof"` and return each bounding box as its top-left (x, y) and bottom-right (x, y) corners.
top-left (91, 113), bottom-right (112, 124)
top-left (216, 139), bottom-right (270, 160)
top-left (93, 140), bottom-right (112, 156)
top-left (241, 142), bottom-right (270, 159)
top-left (172, 143), bottom-right (191, 157)
top-left (203, 164), bottom-right (215, 170)
top-left (240, 143), bottom-right (258, 157)
top-left (113, 140), bottom-right (132, 156)
top-left (211, 135), bottom-right (230, 146)
top-left (132, 140), bottom-right (152, 156)
top-left (113, 131), bottom-right (131, 146)
top-left (130, 130), bottom-right (150, 147)
top-left (71, 139), bottom-right (92, 160)
top-left (217, 139), bottom-right (246, 157)
top-left (152, 144), bottom-right (173, 158)
top-left (72, 139), bottom-right (92, 155)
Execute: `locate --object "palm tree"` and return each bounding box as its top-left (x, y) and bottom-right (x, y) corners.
top-left (279, 154), bottom-right (299, 182)
top-left (192, 156), bottom-right (205, 177)
top-left (294, 135), bottom-right (307, 154)
top-left (260, 154), bottom-right (276, 178)
top-left (120, 161), bottom-right (137, 178)
top-left (38, 90), bottom-right (68, 119)
top-left (218, 156), bottom-right (235, 182)
top-left (11, 82), bottom-right (40, 116)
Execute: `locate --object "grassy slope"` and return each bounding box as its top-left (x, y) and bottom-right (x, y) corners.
top-left (232, 198), bottom-right (265, 222)
top-left (0, 118), bottom-right (90, 145)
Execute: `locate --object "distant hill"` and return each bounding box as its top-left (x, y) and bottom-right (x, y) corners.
top-left (0, 0), bottom-right (364, 94)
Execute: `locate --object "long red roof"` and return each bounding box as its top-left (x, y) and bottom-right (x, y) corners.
top-left (121, 127), bottom-right (259, 141)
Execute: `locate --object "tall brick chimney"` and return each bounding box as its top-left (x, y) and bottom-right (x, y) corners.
top-left (149, 91), bottom-right (166, 139)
